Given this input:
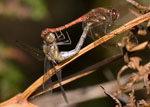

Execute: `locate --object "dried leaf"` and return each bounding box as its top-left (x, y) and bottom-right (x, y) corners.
top-left (100, 86), bottom-right (122, 107)
top-left (125, 89), bottom-right (136, 107)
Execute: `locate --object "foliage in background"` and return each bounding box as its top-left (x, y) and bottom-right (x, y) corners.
top-left (21, 0), bottom-right (48, 20)
top-left (0, 0), bottom-right (48, 20)
top-left (0, 42), bottom-right (24, 101)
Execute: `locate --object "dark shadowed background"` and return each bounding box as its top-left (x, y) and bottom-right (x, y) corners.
top-left (0, 0), bottom-right (149, 107)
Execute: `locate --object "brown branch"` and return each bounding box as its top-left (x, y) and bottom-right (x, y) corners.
top-left (1, 10), bottom-right (150, 107)
top-left (126, 0), bottom-right (150, 11)
top-left (31, 75), bottom-right (144, 107)
top-left (30, 53), bottom-right (122, 98)
top-left (20, 12), bottom-right (150, 100)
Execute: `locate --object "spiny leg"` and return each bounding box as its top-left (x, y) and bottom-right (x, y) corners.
top-left (57, 31), bottom-right (72, 45)
top-left (55, 31), bottom-right (65, 41)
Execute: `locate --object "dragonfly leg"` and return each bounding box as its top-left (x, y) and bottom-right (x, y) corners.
top-left (55, 31), bottom-right (65, 41)
top-left (57, 31), bottom-right (72, 45)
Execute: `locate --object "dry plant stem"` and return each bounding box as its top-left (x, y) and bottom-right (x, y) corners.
top-left (31, 75), bottom-right (144, 107)
top-left (31, 70), bottom-right (95, 99)
top-left (31, 53), bottom-right (123, 98)
top-left (126, 0), bottom-right (150, 11)
top-left (20, 12), bottom-right (150, 100)
top-left (117, 65), bottom-right (128, 89)
top-left (100, 86), bottom-right (122, 107)
top-left (129, 41), bottom-right (148, 52)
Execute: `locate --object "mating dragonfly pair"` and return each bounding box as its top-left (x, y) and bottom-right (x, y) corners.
top-left (41, 7), bottom-right (119, 103)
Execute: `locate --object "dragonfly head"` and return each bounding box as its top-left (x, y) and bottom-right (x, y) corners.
top-left (45, 33), bottom-right (56, 43)
top-left (110, 9), bottom-right (120, 21)
top-left (41, 29), bottom-right (57, 43)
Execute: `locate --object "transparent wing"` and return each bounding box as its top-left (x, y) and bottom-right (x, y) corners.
top-left (16, 40), bottom-right (44, 61)
top-left (83, 20), bottom-right (117, 48)
top-left (43, 57), bottom-right (53, 92)
top-left (51, 62), bottom-right (68, 103)
top-left (56, 69), bottom-right (68, 103)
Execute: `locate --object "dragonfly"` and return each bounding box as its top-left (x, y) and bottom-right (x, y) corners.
top-left (41, 7), bottom-right (119, 103)
top-left (16, 22), bottom-right (91, 103)
top-left (42, 22), bottom-right (92, 103)
top-left (41, 7), bottom-right (119, 39)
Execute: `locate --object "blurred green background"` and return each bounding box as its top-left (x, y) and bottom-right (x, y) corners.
top-left (0, 0), bottom-right (149, 106)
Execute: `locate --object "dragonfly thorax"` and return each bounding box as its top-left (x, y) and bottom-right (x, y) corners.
top-left (43, 42), bottom-right (64, 63)
top-left (86, 8), bottom-right (119, 27)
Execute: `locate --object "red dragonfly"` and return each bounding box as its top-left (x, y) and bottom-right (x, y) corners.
top-left (41, 7), bottom-right (119, 103)
top-left (17, 7), bottom-right (120, 103)
top-left (41, 7), bottom-right (119, 39)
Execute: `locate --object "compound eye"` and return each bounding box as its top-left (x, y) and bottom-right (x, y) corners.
top-left (41, 29), bottom-right (49, 38)
top-left (46, 33), bottom-right (56, 43)
top-left (111, 9), bottom-right (119, 21)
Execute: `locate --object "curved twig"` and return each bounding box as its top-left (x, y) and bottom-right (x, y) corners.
top-left (30, 53), bottom-right (123, 98)
top-left (20, 12), bottom-right (150, 100)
